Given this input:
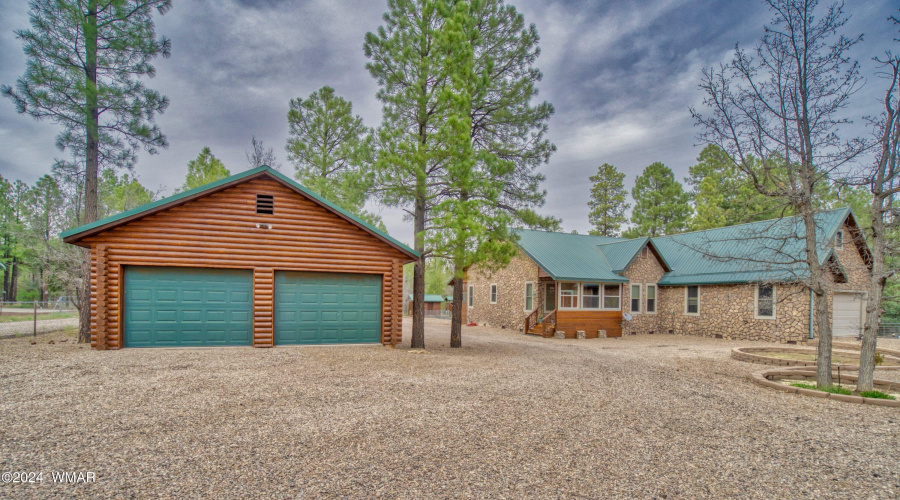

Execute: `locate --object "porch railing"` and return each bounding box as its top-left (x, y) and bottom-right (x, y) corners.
top-left (542, 309), bottom-right (557, 336)
top-left (524, 308), bottom-right (539, 333)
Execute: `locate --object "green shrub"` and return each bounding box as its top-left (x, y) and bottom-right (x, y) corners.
top-left (874, 353), bottom-right (885, 366)
top-left (859, 390), bottom-right (896, 400)
top-left (789, 382), bottom-right (851, 395)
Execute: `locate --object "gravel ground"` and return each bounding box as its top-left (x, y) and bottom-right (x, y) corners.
top-left (1, 319), bottom-right (898, 499)
top-left (0, 317), bottom-right (78, 338)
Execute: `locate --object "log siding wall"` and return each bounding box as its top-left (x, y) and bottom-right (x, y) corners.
top-left (81, 178), bottom-right (411, 349)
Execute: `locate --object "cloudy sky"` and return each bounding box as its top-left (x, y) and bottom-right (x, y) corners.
top-left (0, 0), bottom-right (896, 245)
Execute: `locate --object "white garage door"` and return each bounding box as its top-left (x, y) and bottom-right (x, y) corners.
top-left (833, 292), bottom-right (864, 337)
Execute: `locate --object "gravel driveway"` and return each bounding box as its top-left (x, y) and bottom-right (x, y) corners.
top-left (1, 319), bottom-right (898, 498)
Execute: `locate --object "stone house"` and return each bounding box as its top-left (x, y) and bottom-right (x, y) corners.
top-left (464, 208), bottom-right (871, 343)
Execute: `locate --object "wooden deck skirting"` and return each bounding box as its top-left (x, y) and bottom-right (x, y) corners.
top-left (80, 178), bottom-right (411, 349)
top-left (556, 310), bottom-right (623, 338)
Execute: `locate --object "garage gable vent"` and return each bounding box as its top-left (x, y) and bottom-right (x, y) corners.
top-left (256, 194), bottom-right (274, 214)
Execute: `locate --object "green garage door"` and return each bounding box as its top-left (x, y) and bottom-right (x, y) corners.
top-left (275, 271), bottom-right (382, 345)
top-left (124, 267), bottom-right (253, 347)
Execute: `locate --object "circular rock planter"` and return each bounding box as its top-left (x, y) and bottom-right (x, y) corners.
top-left (751, 367), bottom-right (900, 407)
top-left (732, 346), bottom-right (900, 370)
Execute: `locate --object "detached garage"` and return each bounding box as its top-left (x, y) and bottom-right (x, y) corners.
top-left (61, 166), bottom-right (418, 349)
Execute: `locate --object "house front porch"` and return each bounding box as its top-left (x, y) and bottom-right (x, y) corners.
top-left (525, 279), bottom-right (624, 338)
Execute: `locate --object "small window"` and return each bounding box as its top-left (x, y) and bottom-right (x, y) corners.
top-left (834, 230), bottom-right (843, 249)
top-left (582, 283), bottom-right (601, 309)
top-left (631, 284), bottom-right (641, 313)
top-left (467, 285), bottom-right (474, 308)
top-left (685, 286), bottom-right (699, 315)
top-left (756, 284), bottom-right (775, 319)
top-left (524, 282), bottom-right (534, 311)
top-left (560, 282), bottom-right (579, 309)
top-left (646, 284), bottom-right (657, 314)
top-left (490, 284), bottom-right (498, 304)
top-left (603, 284), bottom-right (621, 310)
top-left (256, 194), bottom-right (274, 214)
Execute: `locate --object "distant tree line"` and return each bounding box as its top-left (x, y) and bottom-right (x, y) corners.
top-left (586, 144), bottom-right (871, 239)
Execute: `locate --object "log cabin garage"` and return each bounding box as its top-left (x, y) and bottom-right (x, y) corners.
top-left (61, 166), bottom-right (417, 349)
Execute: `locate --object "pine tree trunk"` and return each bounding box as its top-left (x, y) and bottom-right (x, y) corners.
top-left (410, 188), bottom-right (426, 349)
top-left (79, 0), bottom-right (99, 345)
top-left (9, 260), bottom-right (18, 302)
top-left (450, 270), bottom-right (463, 348)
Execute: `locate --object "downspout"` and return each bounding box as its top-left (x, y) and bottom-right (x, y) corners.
top-left (809, 289), bottom-right (814, 340)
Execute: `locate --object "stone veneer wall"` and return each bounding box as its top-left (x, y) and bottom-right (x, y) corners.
top-left (653, 283), bottom-right (812, 342)
top-left (466, 249), bottom-right (540, 330)
top-left (622, 248), bottom-right (666, 336)
top-left (813, 221), bottom-right (871, 337)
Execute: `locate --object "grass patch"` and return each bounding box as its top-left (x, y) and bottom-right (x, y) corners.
top-left (859, 390), bottom-right (896, 400)
top-left (790, 382), bottom-right (852, 395)
top-left (0, 312), bottom-right (78, 323)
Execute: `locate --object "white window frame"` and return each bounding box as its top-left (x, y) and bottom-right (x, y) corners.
top-left (581, 283), bottom-right (602, 310)
top-left (684, 285), bottom-right (700, 316)
top-left (524, 282), bottom-right (535, 312)
top-left (834, 230), bottom-right (843, 250)
top-left (602, 284), bottom-right (621, 311)
top-left (645, 284), bottom-right (657, 315)
top-left (754, 284), bottom-right (776, 319)
top-left (630, 283), bottom-right (642, 314)
top-left (467, 285), bottom-right (474, 308)
top-left (490, 283), bottom-right (498, 304)
top-left (558, 282), bottom-right (580, 310)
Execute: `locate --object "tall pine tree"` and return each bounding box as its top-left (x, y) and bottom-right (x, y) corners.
top-left (286, 86), bottom-right (379, 226)
top-left (365, 0), bottom-right (556, 348)
top-left (365, 0), bottom-right (456, 349)
top-left (587, 163), bottom-right (629, 237)
top-left (178, 147), bottom-right (230, 193)
top-left (3, 0), bottom-right (171, 343)
top-left (624, 162), bottom-right (692, 238)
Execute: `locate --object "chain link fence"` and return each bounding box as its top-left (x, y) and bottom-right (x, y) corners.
top-left (877, 323), bottom-right (900, 339)
top-left (0, 300), bottom-right (79, 339)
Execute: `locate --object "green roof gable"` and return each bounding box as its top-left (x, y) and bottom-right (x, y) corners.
top-left (654, 208), bottom-right (854, 286)
top-left (515, 229), bottom-right (628, 282)
top-left (60, 166), bottom-right (419, 259)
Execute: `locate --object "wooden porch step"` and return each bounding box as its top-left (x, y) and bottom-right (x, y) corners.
top-left (526, 325), bottom-right (555, 337)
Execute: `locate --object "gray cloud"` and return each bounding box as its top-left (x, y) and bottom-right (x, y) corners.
top-left (1, 0), bottom-right (896, 244)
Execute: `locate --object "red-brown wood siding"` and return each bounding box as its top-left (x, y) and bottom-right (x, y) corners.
top-left (82, 178), bottom-right (411, 349)
top-left (556, 310), bottom-right (623, 338)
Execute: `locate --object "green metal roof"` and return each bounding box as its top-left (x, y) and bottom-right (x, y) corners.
top-left (60, 166), bottom-right (419, 258)
top-left (596, 237), bottom-right (662, 273)
top-left (654, 208), bottom-right (852, 286)
top-left (515, 229), bottom-right (629, 282)
top-left (408, 294), bottom-right (449, 302)
top-left (515, 208), bottom-right (856, 286)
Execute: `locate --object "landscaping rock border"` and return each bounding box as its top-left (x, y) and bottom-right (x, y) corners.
top-left (750, 367), bottom-right (900, 407)
top-left (732, 346), bottom-right (900, 370)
